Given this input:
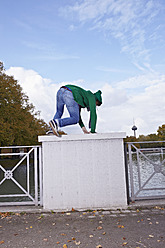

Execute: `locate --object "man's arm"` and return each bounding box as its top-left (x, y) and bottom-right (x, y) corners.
top-left (89, 101), bottom-right (97, 133)
top-left (79, 108), bottom-right (90, 134)
top-left (82, 126), bottom-right (90, 134)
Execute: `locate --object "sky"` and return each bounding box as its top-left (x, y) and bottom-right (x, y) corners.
top-left (1, 0), bottom-right (165, 136)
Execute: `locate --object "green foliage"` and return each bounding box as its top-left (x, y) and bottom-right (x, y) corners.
top-left (138, 133), bottom-right (158, 142)
top-left (125, 126), bottom-right (165, 148)
top-left (157, 124), bottom-right (165, 140)
top-left (0, 62), bottom-right (48, 146)
top-left (125, 131), bottom-right (161, 143)
top-left (124, 136), bottom-right (138, 143)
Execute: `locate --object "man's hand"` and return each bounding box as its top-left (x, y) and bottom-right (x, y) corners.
top-left (82, 126), bottom-right (90, 134)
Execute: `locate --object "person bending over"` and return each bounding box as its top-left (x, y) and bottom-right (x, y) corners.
top-left (49, 85), bottom-right (102, 136)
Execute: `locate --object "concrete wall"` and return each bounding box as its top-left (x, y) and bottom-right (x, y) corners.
top-left (38, 133), bottom-right (127, 211)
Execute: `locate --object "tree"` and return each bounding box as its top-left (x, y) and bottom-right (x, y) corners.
top-left (125, 129), bottom-right (164, 148)
top-left (157, 124), bottom-right (165, 140)
top-left (0, 62), bottom-right (48, 146)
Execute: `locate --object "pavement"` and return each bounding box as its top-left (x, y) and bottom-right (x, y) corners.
top-left (0, 200), bottom-right (165, 248)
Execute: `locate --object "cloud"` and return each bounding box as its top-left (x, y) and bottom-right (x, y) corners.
top-left (6, 67), bottom-right (165, 136)
top-left (116, 73), bottom-right (164, 91)
top-left (102, 83), bottom-right (128, 107)
top-left (96, 66), bottom-right (130, 74)
top-left (5, 68), bottom-right (85, 132)
top-left (61, 0), bottom-right (163, 71)
top-left (6, 67), bottom-right (60, 123)
top-left (98, 73), bottom-right (165, 136)
top-left (69, 24), bottom-right (77, 31)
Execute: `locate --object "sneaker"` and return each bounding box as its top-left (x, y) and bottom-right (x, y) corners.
top-left (49, 119), bottom-right (60, 137)
top-left (46, 130), bottom-right (54, 135)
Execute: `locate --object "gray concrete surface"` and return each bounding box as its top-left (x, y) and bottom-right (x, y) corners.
top-left (0, 199), bottom-right (165, 214)
top-left (0, 200), bottom-right (165, 248)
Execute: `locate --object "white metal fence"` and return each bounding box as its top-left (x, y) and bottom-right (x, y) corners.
top-left (0, 146), bottom-right (42, 206)
top-left (126, 141), bottom-right (165, 201)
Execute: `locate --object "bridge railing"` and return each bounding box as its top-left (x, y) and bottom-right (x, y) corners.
top-left (126, 141), bottom-right (165, 201)
top-left (0, 146), bottom-right (42, 206)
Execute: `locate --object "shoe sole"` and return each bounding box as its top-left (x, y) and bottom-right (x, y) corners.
top-left (46, 132), bottom-right (54, 136)
top-left (49, 121), bottom-right (61, 137)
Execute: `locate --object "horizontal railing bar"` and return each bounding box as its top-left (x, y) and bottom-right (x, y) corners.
top-left (0, 202), bottom-right (36, 206)
top-left (127, 149), bottom-right (165, 155)
top-left (126, 141), bottom-right (165, 144)
top-left (139, 148), bottom-right (165, 151)
top-left (0, 153), bottom-right (28, 156)
top-left (132, 195), bottom-right (165, 200)
top-left (0, 194), bottom-right (31, 198)
top-left (136, 188), bottom-right (165, 191)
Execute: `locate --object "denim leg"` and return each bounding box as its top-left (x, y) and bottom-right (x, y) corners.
top-left (53, 88), bottom-right (79, 128)
top-left (60, 91), bottom-right (79, 127)
top-left (53, 88), bottom-right (65, 120)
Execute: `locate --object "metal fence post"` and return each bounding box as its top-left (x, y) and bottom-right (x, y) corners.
top-left (124, 143), bottom-right (130, 205)
top-left (128, 143), bottom-right (134, 201)
top-left (34, 147), bottom-right (38, 206)
top-left (39, 146), bottom-right (43, 206)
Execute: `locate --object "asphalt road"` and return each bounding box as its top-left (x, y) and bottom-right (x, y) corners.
top-left (0, 207), bottom-right (165, 248)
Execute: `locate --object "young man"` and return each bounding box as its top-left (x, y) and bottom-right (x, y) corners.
top-left (49, 85), bottom-right (102, 136)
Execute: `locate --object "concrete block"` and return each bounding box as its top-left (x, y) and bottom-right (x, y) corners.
top-left (38, 132), bottom-right (127, 211)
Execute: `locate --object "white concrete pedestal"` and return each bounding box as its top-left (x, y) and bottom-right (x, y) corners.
top-left (38, 133), bottom-right (127, 211)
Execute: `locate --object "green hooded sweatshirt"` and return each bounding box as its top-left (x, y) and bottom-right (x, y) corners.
top-left (65, 85), bottom-right (99, 133)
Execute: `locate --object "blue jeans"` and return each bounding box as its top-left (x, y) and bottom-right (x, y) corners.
top-left (53, 88), bottom-right (79, 127)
